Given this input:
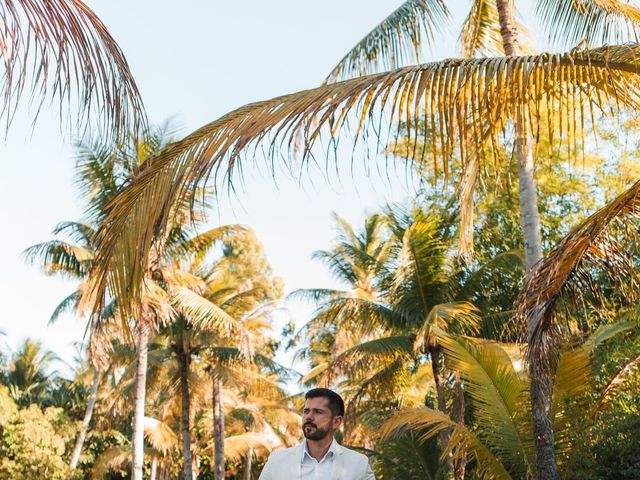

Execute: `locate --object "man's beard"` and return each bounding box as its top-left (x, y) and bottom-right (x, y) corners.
top-left (302, 422), bottom-right (331, 441)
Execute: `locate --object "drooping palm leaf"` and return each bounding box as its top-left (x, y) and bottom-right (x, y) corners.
top-left (515, 179), bottom-right (640, 379)
top-left (537, 0), bottom-right (640, 49)
top-left (91, 45), bottom-right (640, 318)
top-left (0, 0), bottom-right (146, 138)
top-left (325, 0), bottom-right (449, 83)
top-left (379, 407), bottom-right (513, 479)
top-left (593, 350), bottom-right (640, 413)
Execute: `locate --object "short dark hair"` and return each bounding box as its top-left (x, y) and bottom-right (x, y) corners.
top-left (305, 388), bottom-right (345, 417)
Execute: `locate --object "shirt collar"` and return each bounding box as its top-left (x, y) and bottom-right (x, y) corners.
top-left (302, 438), bottom-right (339, 463)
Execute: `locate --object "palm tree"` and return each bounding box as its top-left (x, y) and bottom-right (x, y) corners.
top-left (0, 0), bottom-right (145, 138)
top-left (2, 339), bottom-right (58, 405)
top-left (89, 3), bottom-right (640, 477)
top-left (298, 207), bottom-right (480, 476)
top-left (24, 220), bottom-right (102, 469)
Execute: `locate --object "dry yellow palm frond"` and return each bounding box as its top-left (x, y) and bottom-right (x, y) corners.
top-left (434, 330), bottom-right (532, 473)
top-left (216, 432), bottom-right (272, 462)
top-left (0, 0), bottom-right (146, 138)
top-left (143, 416), bottom-right (178, 454)
top-left (538, 0), bottom-right (640, 49)
top-left (90, 44), bottom-right (640, 320)
top-left (515, 179), bottom-right (640, 381)
top-left (379, 407), bottom-right (513, 479)
top-left (325, 0), bottom-right (449, 83)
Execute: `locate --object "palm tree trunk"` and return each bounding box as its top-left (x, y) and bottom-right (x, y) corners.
top-left (494, 1), bottom-right (557, 478)
top-left (69, 368), bottom-right (100, 469)
top-left (131, 321), bottom-right (150, 480)
top-left (244, 446), bottom-right (253, 480)
top-left (453, 374), bottom-right (466, 480)
top-left (428, 345), bottom-right (453, 474)
top-left (150, 456), bottom-right (158, 480)
top-left (178, 348), bottom-right (193, 480)
top-left (212, 374), bottom-right (225, 480)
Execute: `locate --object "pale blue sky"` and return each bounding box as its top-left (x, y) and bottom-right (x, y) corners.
top-left (0, 1), bottom-right (542, 371)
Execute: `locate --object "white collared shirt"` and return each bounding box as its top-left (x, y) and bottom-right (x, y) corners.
top-left (300, 438), bottom-right (338, 480)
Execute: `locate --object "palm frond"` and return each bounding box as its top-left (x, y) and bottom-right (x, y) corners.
top-left (459, 0), bottom-right (506, 57)
top-left (143, 416), bottom-right (178, 453)
top-left (325, 0), bottom-right (449, 83)
top-left (91, 445), bottom-right (130, 479)
top-left (414, 302), bottom-right (481, 351)
top-left (593, 351), bottom-right (640, 413)
top-left (287, 288), bottom-right (346, 304)
top-left (0, 0), bottom-right (146, 138)
top-left (379, 407), bottom-right (513, 479)
top-left (49, 290), bottom-right (82, 325)
top-left (515, 179), bottom-right (640, 379)
top-left (435, 331), bottom-right (532, 472)
top-left (170, 285), bottom-right (250, 355)
top-left (24, 240), bottom-right (93, 278)
top-left (91, 45), bottom-right (640, 318)
top-left (537, 0), bottom-right (640, 48)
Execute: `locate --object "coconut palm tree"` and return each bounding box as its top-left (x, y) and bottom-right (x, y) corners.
top-left (89, 3), bottom-right (640, 477)
top-left (0, 0), bottom-right (145, 139)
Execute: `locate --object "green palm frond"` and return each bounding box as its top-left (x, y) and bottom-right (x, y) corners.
top-left (168, 224), bottom-right (244, 259)
top-left (325, 0), bottom-right (449, 83)
top-left (537, 0), bottom-right (640, 48)
top-left (51, 221), bottom-right (95, 246)
top-left (170, 286), bottom-right (250, 353)
top-left (308, 297), bottom-right (399, 335)
top-left (0, 0), bottom-right (146, 138)
top-left (24, 240), bottom-right (93, 278)
top-left (288, 288), bottom-right (347, 304)
top-left (379, 407), bottom-right (514, 479)
top-left (143, 416), bottom-right (178, 454)
top-left (458, 249), bottom-right (525, 300)
top-left (90, 45), bottom-right (640, 318)
top-left (91, 445), bottom-right (130, 479)
top-left (435, 330), bottom-right (532, 472)
top-left (49, 290), bottom-right (82, 325)
top-left (414, 302), bottom-right (481, 351)
top-left (327, 335), bottom-right (414, 380)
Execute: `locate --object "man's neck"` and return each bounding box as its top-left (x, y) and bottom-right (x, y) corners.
top-left (305, 435), bottom-right (334, 462)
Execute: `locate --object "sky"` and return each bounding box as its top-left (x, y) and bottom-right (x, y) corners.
top-left (0, 0), bottom-right (540, 373)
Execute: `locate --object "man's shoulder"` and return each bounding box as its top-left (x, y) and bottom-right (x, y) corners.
top-left (267, 444), bottom-right (300, 461)
top-left (336, 444), bottom-right (369, 464)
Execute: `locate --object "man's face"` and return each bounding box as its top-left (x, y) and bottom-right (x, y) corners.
top-left (302, 396), bottom-right (342, 441)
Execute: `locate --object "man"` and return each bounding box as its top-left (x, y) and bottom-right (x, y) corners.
top-left (259, 388), bottom-right (375, 480)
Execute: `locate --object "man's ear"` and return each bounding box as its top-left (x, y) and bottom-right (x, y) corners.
top-left (333, 415), bottom-right (343, 429)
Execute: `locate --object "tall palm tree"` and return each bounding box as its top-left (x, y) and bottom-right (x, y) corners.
top-left (89, 3), bottom-right (640, 477)
top-left (0, 0), bottom-right (145, 138)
